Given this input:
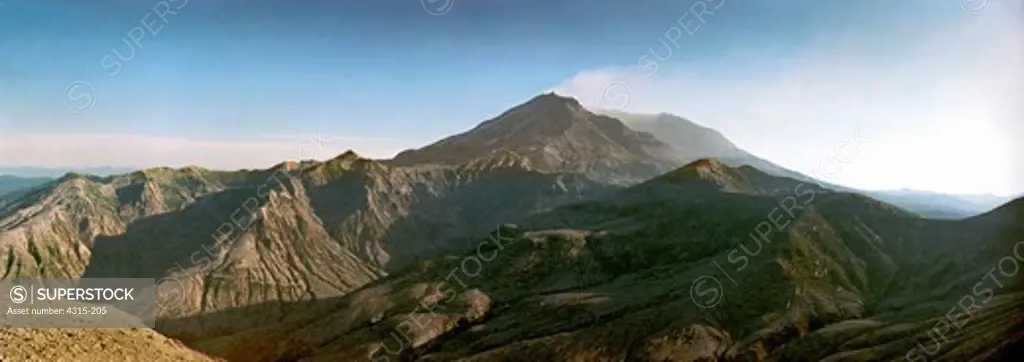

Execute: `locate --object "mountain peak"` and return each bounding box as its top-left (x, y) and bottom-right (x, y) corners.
top-left (505, 92), bottom-right (584, 122)
top-left (389, 93), bottom-right (677, 184)
top-left (529, 91), bottom-right (581, 106)
top-left (645, 158), bottom-right (806, 196)
top-left (687, 158), bottom-right (727, 169)
top-left (669, 158), bottom-right (731, 179)
top-left (311, 149), bottom-right (383, 179)
top-left (59, 172), bottom-right (89, 180)
top-left (657, 158), bottom-right (732, 182)
top-left (57, 172), bottom-right (105, 185)
top-left (335, 150), bottom-right (362, 161)
top-left (278, 161), bottom-right (301, 172)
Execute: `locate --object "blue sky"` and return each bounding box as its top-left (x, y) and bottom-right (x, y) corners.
top-left (0, 0), bottom-right (1021, 195)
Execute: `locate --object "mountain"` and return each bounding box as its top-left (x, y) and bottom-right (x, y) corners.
top-left (604, 111), bottom-right (853, 189)
top-left (0, 174), bottom-right (51, 199)
top-left (969, 196), bottom-right (1024, 226)
top-left (0, 149), bottom-right (611, 342)
top-left (2, 94), bottom-right (1019, 361)
top-left (393, 97), bottom-right (1002, 221)
top-left (390, 93), bottom-right (683, 185)
top-left (600, 112), bottom-right (742, 159)
top-left (162, 160), bottom-right (1023, 361)
top-left (868, 189), bottom-right (1015, 219)
top-left (0, 166), bottom-right (136, 178)
top-left (604, 111), bottom-right (1012, 219)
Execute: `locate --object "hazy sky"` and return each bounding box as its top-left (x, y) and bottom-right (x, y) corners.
top-left (0, 0), bottom-right (1021, 196)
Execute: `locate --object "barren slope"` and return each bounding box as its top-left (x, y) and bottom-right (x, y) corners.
top-left (180, 160), bottom-right (1023, 361)
top-left (0, 151), bottom-right (610, 343)
top-left (391, 93), bottom-right (681, 185)
top-left (0, 328), bottom-right (219, 361)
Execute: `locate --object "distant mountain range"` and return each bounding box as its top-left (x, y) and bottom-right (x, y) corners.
top-left (867, 189), bottom-right (1016, 219)
top-left (0, 166), bottom-right (136, 178)
top-left (596, 109), bottom-right (1012, 219)
top-left (0, 99), bottom-right (1008, 219)
top-left (0, 175), bottom-right (52, 204)
top-left (2, 93), bottom-right (1021, 360)
top-left (1, 167), bottom-right (134, 205)
top-left (0, 174), bottom-right (49, 192)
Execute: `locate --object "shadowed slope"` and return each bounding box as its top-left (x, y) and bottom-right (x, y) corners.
top-left (168, 161), bottom-right (1023, 361)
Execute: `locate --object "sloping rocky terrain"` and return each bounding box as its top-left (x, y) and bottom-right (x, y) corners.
top-left (0, 148), bottom-right (610, 342)
top-left (146, 160), bottom-right (1024, 361)
top-left (0, 328), bottom-right (219, 361)
top-left (391, 93), bottom-right (683, 185)
top-left (1, 94), bottom-right (1020, 361)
